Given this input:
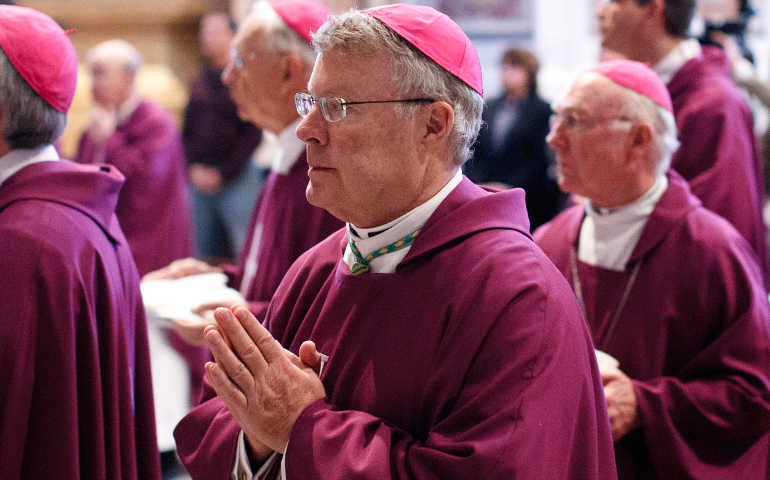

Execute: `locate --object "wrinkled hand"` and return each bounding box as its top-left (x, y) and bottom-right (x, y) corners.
top-left (142, 257), bottom-right (220, 282)
top-left (189, 163), bottom-right (223, 194)
top-left (602, 367), bottom-right (640, 441)
top-left (204, 306), bottom-right (326, 457)
top-left (169, 310), bottom-right (216, 346)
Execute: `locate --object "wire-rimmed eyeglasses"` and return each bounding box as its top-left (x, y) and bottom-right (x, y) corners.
top-left (230, 47), bottom-right (255, 70)
top-left (295, 92), bottom-right (434, 123)
top-left (549, 109), bottom-right (632, 132)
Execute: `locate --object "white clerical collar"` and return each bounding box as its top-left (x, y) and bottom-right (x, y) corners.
top-left (579, 175), bottom-right (668, 271)
top-left (344, 169), bottom-right (463, 274)
top-left (116, 92), bottom-right (142, 125)
top-left (271, 118), bottom-right (305, 174)
top-left (653, 38), bottom-right (701, 85)
top-left (0, 145), bottom-right (59, 188)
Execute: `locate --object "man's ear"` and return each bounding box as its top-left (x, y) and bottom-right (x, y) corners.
top-left (627, 122), bottom-right (654, 170)
top-left (279, 52), bottom-right (305, 93)
top-left (645, 0), bottom-right (665, 22)
top-left (423, 101), bottom-right (453, 145)
top-left (629, 122), bottom-right (653, 149)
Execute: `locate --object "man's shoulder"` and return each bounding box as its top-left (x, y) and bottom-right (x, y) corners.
top-left (0, 198), bottom-right (107, 251)
top-left (672, 51), bottom-right (748, 111)
top-left (673, 202), bottom-right (754, 255)
top-left (285, 228), bottom-right (346, 273)
top-left (0, 203), bottom-right (96, 282)
top-left (533, 205), bottom-right (582, 248)
top-left (131, 100), bottom-right (177, 131)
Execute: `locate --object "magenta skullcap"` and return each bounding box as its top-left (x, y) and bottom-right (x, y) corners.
top-left (363, 3), bottom-right (483, 96)
top-left (590, 60), bottom-right (673, 113)
top-left (270, 0), bottom-right (330, 44)
top-left (0, 5), bottom-right (77, 113)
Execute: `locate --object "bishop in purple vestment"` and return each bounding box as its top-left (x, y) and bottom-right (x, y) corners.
top-left (0, 6), bottom-right (160, 478)
top-left (597, 0), bottom-right (769, 286)
top-left (174, 4), bottom-right (617, 479)
top-left (143, 0), bottom-right (340, 404)
top-left (75, 39), bottom-right (193, 277)
top-left (536, 60), bottom-right (770, 479)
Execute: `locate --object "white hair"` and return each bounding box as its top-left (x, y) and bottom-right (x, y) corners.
top-left (244, 0), bottom-right (316, 70)
top-left (87, 39), bottom-right (143, 74)
top-left (617, 87), bottom-right (680, 176)
top-left (311, 10), bottom-right (484, 166)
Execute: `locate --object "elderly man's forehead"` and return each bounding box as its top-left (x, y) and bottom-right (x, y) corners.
top-left (307, 49), bottom-right (393, 94)
top-left (562, 73), bottom-right (624, 110)
top-left (88, 42), bottom-right (141, 70)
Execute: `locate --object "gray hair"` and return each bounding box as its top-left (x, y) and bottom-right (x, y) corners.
top-left (0, 49), bottom-right (66, 149)
top-left (246, 0), bottom-right (317, 70)
top-left (617, 87), bottom-right (679, 175)
top-left (87, 39), bottom-right (143, 74)
top-left (311, 10), bottom-right (484, 166)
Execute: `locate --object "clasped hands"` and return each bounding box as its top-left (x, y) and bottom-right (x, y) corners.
top-left (203, 305), bottom-right (326, 461)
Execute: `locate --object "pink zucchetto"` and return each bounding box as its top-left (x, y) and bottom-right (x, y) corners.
top-left (270, 0), bottom-right (330, 45)
top-left (0, 5), bottom-right (78, 113)
top-left (363, 3), bottom-right (483, 96)
top-left (590, 60), bottom-right (673, 113)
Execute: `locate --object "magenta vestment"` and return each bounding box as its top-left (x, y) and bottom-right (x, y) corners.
top-left (668, 45), bottom-right (768, 285)
top-left (75, 99), bottom-right (193, 276)
top-left (223, 152), bottom-right (342, 320)
top-left (175, 178), bottom-right (617, 479)
top-left (535, 171), bottom-right (770, 479)
top-left (0, 160), bottom-right (160, 479)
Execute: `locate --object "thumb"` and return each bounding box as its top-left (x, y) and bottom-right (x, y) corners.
top-left (298, 340), bottom-right (322, 370)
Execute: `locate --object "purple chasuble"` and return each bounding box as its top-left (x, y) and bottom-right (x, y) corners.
top-left (75, 99), bottom-right (193, 276)
top-left (223, 152), bottom-right (343, 320)
top-left (535, 171), bottom-right (770, 479)
top-left (0, 160), bottom-right (160, 479)
top-left (175, 178), bottom-right (617, 479)
top-left (667, 45), bottom-right (768, 286)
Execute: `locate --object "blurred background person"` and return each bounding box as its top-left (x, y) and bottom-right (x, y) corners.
top-left (184, 11), bottom-right (265, 262)
top-left (143, 0), bottom-right (341, 347)
top-left (75, 39), bottom-right (193, 277)
top-left (74, 39), bottom-right (198, 476)
top-left (464, 48), bottom-right (563, 230)
top-left (597, 0), bottom-right (769, 286)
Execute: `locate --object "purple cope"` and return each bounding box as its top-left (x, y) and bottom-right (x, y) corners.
top-left (175, 178), bottom-right (618, 479)
top-left (0, 160), bottom-right (161, 479)
top-left (535, 170), bottom-right (770, 479)
top-left (75, 99), bottom-right (193, 277)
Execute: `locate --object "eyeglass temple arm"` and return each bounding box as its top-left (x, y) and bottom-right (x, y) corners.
top-left (343, 98), bottom-right (434, 106)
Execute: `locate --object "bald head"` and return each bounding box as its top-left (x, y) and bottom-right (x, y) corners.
top-left (87, 39), bottom-right (142, 109)
top-left (88, 39), bottom-right (143, 74)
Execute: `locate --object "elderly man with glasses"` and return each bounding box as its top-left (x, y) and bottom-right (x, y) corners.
top-left (174, 4), bottom-right (617, 479)
top-left (145, 0), bottom-right (341, 341)
top-left (535, 60), bottom-right (770, 479)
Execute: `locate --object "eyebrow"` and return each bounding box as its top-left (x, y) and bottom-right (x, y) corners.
top-left (554, 106), bottom-right (584, 114)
